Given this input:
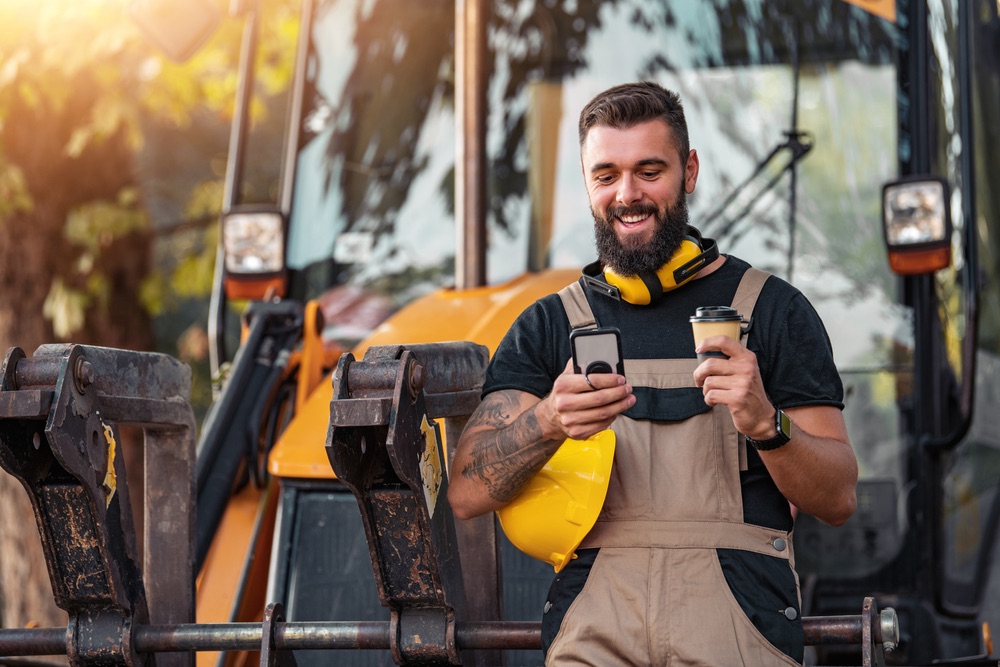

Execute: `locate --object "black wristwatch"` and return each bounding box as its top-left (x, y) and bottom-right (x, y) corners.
top-left (745, 407), bottom-right (792, 451)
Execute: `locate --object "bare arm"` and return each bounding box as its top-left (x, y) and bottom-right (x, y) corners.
top-left (694, 335), bottom-right (858, 526)
top-left (755, 404), bottom-right (857, 525)
top-left (448, 362), bottom-right (634, 520)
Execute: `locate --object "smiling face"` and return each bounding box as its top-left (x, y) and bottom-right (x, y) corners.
top-left (582, 118), bottom-right (700, 276)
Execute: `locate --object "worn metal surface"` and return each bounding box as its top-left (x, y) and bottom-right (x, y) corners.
top-left (260, 603), bottom-right (298, 667)
top-left (454, 0), bottom-right (488, 290)
top-left (0, 344), bottom-right (196, 667)
top-left (0, 610), bottom-right (898, 658)
top-left (327, 342), bottom-right (492, 665)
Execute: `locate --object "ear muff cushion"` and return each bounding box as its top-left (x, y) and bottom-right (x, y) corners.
top-left (656, 237), bottom-right (703, 290)
top-left (604, 270), bottom-right (654, 305)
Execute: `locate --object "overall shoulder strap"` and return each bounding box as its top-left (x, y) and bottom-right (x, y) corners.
top-left (730, 267), bottom-right (771, 324)
top-left (730, 267), bottom-right (772, 472)
top-left (557, 279), bottom-right (598, 330)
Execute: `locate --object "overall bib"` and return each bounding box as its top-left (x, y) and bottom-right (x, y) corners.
top-left (545, 268), bottom-right (802, 667)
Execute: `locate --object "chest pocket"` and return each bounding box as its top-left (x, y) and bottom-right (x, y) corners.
top-left (625, 387), bottom-right (710, 421)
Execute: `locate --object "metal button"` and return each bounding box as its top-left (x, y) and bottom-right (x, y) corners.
top-left (772, 537), bottom-right (787, 552)
top-left (543, 601), bottom-right (552, 614)
top-left (783, 606), bottom-right (798, 621)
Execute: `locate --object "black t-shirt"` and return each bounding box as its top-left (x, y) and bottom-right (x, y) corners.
top-left (483, 255), bottom-right (844, 530)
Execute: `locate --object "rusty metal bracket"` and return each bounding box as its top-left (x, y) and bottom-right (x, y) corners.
top-left (326, 342), bottom-right (490, 665)
top-left (804, 596), bottom-right (899, 666)
top-left (260, 603), bottom-right (298, 667)
top-left (862, 595), bottom-right (898, 667)
top-left (0, 344), bottom-right (197, 667)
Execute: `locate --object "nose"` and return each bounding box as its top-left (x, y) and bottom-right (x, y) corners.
top-left (616, 173), bottom-right (641, 205)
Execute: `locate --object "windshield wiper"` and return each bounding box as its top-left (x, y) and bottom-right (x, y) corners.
top-left (702, 15), bottom-right (811, 282)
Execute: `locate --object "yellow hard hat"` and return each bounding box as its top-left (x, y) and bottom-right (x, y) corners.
top-left (496, 429), bottom-right (615, 572)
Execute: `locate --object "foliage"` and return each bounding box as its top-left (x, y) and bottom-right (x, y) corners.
top-left (0, 160), bottom-right (31, 219)
top-left (0, 0), bottom-right (298, 343)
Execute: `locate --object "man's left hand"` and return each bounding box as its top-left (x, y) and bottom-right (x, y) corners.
top-left (692, 334), bottom-right (775, 440)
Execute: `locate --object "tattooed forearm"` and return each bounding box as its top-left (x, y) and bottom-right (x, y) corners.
top-left (460, 392), bottom-right (561, 504)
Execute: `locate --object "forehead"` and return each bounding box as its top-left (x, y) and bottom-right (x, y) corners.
top-left (581, 119), bottom-right (680, 169)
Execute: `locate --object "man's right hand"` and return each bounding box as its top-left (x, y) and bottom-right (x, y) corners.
top-left (540, 359), bottom-right (633, 441)
top-left (447, 360), bottom-right (632, 520)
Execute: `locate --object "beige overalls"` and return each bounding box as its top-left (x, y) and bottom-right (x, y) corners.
top-left (547, 268), bottom-right (801, 667)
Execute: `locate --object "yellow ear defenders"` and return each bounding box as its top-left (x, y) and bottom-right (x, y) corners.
top-left (582, 235), bottom-right (720, 305)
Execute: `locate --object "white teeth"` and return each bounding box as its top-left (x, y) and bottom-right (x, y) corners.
top-left (620, 214), bottom-right (647, 224)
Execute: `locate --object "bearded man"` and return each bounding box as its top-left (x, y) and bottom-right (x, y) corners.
top-left (448, 81), bottom-right (858, 667)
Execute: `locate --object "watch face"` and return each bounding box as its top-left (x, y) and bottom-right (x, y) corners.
top-left (777, 409), bottom-right (791, 438)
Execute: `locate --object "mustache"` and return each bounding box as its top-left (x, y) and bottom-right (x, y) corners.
top-left (605, 203), bottom-right (659, 221)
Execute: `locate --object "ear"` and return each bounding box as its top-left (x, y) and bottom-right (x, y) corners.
top-left (684, 149), bottom-right (699, 194)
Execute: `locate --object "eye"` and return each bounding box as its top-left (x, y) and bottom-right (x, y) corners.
top-left (639, 170), bottom-right (662, 180)
top-left (594, 173), bottom-right (616, 185)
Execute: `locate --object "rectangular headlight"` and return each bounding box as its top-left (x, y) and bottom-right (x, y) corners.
top-left (223, 209), bottom-right (285, 275)
top-left (882, 177), bottom-right (952, 275)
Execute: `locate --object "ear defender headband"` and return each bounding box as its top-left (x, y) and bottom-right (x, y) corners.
top-left (582, 235), bottom-right (719, 305)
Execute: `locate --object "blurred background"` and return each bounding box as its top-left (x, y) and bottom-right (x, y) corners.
top-left (0, 0), bottom-right (298, 417)
top-left (0, 0), bottom-right (296, 635)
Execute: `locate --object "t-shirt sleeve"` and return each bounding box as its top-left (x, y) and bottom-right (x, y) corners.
top-left (482, 296), bottom-right (571, 399)
top-left (755, 288), bottom-right (845, 411)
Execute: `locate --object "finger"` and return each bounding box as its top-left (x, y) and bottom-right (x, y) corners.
top-left (561, 396), bottom-right (634, 436)
top-left (555, 381), bottom-right (632, 417)
top-left (697, 334), bottom-right (750, 358)
top-left (552, 364), bottom-right (595, 395)
top-left (581, 372), bottom-right (626, 391)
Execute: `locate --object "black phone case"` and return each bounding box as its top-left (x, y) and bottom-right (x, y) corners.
top-left (570, 327), bottom-right (625, 376)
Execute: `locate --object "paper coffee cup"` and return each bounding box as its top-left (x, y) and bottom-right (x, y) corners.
top-left (690, 306), bottom-right (742, 361)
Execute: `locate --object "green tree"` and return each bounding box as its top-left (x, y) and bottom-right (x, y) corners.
top-left (0, 0), bottom-right (296, 631)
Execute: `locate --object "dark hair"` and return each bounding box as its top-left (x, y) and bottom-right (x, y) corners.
top-left (578, 81), bottom-right (689, 159)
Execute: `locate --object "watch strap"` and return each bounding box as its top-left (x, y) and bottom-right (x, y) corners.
top-left (746, 408), bottom-right (791, 451)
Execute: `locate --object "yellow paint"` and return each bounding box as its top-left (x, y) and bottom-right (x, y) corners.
top-left (295, 300), bottom-right (333, 414)
top-left (840, 0), bottom-right (895, 22)
top-left (419, 415), bottom-right (443, 518)
top-left (102, 423), bottom-right (117, 508)
top-left (196, 484), bottom-right (277, 667)
top-left (268, 268), bottom-right (580, 480)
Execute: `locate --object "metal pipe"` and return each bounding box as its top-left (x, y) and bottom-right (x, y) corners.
top-left (11, 357), bottom-right (64, 388)
top-left (134, 622), bottom-right (394, 652)
top-left (454, 0), bottom-right (489, 290)
top-left (0, 615), bottom-right (879, 657)
top-left (802, 615), bottom-right (864, 646)
top-left (135, 623), bottom-right (265, 652)
top-left (0, 628), bottom-right (65, 657)
top-left (455, 622), bottom-right (540, 650)
top-left (210, 1), bottom-right (261, 375)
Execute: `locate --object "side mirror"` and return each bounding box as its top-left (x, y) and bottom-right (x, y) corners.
top-left (882, 176), bottom-right (952, 275)
top-left (129, 0), bottom-right (222, 63)
top-left (222, 205), bottom-right (287, 300)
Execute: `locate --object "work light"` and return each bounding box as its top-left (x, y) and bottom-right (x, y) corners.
top-left (882, 176), bottom-right (952, 275)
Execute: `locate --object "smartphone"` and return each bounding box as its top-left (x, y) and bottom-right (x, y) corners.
top-left (570, 327), bottom-right (625, 377)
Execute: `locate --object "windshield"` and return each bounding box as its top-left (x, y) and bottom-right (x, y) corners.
top-left (287, 0), bottom-right (905, 575)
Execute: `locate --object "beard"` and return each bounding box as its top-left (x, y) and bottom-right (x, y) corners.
top-left (593, 192), bottom-right (690, 277)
